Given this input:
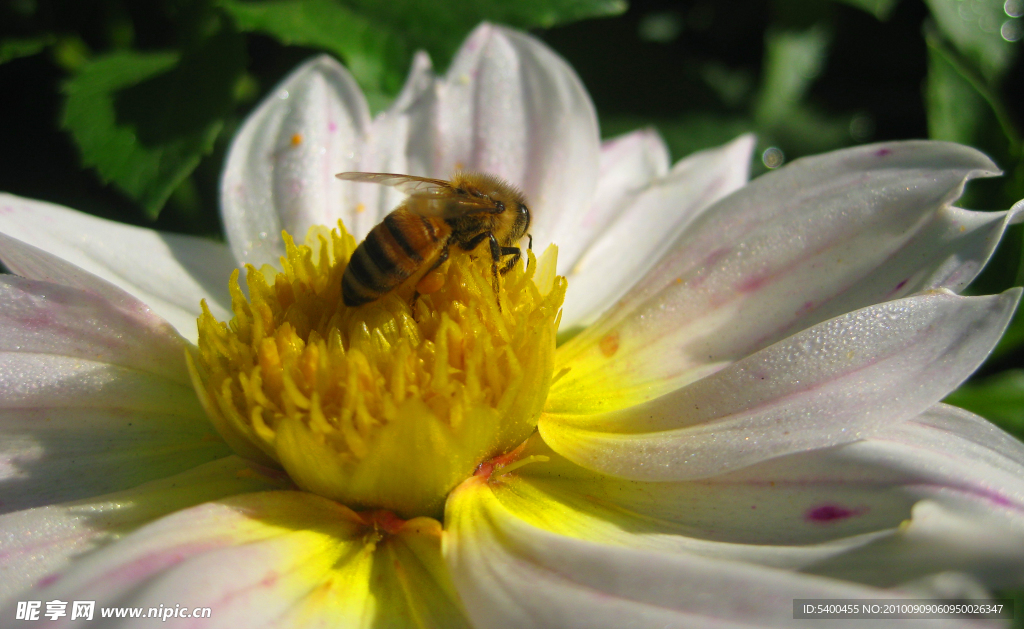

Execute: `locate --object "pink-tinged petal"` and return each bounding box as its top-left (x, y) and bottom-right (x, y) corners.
top-left (0, 276), bottom-right (230, 511)
top-left (18, 492), bottom-right (469, 629)
top-left (798, 405), bottom-right (1024, 588)
top-left (553, 141), bottom-right (1005, 407)
top-left (475, 436), bottom-right (893, 570)
top-left (430, 24), bottom-right (600, 252)
top-left (0, 457), bottom-right (290, 610)
top-left (221, 56), bottom-right (371, 267)
top-left (492, 402), bottom-right (1024, 575)
top-left (807, 500), bottom-right (1024, 590)
top-left (0, 275), bottom-right (188, 382)
top-left (445, 475), bottom-right (972, 629)
top-left (561, 134), bottom-right (755, 329)
top-left (541, 290), bottom-right (1020, 480)
top-left (0, 195), bottom-right (235, 341)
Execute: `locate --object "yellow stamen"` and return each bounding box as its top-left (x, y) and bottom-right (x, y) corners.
top-left (190, 222), bottom-right (565, 518)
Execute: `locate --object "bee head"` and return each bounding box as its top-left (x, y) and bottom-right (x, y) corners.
top-left (452, 171), bottom-right (531, 242)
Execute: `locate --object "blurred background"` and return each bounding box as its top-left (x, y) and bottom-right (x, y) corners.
top-left (0, 0), bottom-right (1022, 583)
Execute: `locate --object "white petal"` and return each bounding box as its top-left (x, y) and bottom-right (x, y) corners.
top-left (0, 194), bottom-right (235, 341)
top-left (0, 274), bottom-right (188, 382)
top-left (221, 56), bottom-right (371, 267)
top-left (431, 24), bottom-right (600, 253)
top-left (445, 476), bottom-right (972, 629)
top-left (0, 276), bottom-right (229, 510)
top-left (553, 141), bottom-right (1006, 406)
top-left (557, 127), bottom-right (671, 276)
top-left (343, 51), bottom-right (438, 238)
top-left (488, 402), bottom-right (1024, 572)
top-left (799, 404), bottom-right (1024, 588)
top-left (20, 492), bottom-right (467, 629)
top-left (476, 436), bottom-right (896, 570)
top-left (541, 290), bottom-right (1020, 479)
top-left (807, 500), bottom-right (1024, 589)
top-left (562, 134), bottom-right (755, 329)
top-left (0, 457), bottom-right (290, 611)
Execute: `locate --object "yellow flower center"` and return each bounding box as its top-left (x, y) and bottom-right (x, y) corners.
top-left (188, 222), bottom-right (565, 518)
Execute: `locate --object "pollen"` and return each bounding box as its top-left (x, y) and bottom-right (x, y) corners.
top-left (189, 221), bottom-right (565, 518)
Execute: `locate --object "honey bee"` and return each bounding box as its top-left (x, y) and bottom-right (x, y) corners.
top-left (335, 171), bottom-right (532, 309)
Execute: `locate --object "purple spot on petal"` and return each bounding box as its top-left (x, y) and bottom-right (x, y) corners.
top-left (805, 504), bottom-right (866, 523)
top-left (328, 121), bottom-right (337, 132)
top-left (895, 279), bottom-right (907, 290)
top-left (875, 148), bottom-right (892, 157)
top-left (37, 574), bottom-right (60, 588)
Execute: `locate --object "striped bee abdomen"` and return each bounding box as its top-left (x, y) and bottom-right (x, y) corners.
top-left (342, 209), bottom-right (447, 306)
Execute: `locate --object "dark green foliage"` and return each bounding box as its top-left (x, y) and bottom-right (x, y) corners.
top-left (61, 25), bottom-right (244, 218)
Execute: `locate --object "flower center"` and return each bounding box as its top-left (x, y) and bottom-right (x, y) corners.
top-left (188, 222), bottom-right (565, 518)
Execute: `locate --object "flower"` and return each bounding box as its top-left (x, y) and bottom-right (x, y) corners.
top-left (2, 22), bottom-right (1024, 628)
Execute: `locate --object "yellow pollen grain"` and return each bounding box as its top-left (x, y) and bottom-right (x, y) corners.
top-left (291, 133), bottom-right (303, 146)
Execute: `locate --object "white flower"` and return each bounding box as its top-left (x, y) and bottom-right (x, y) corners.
top-left (1, 23), bottom-right (1023, 629)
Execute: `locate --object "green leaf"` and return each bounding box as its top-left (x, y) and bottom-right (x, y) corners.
top-left (924, 0), bottom-right (1018, 80)
top-left (925, 36), bottom-right (988, 144)
top-left (340, 0), bottom-right (627, 69)
top-left (991, 293), bottom-right (1024, 360)
top-left (945, 370), bottom-right (1024, 440)
top-left (62, 27), bottom-right (244, 219)
top-left (830, 0), bottom-right (900, 20)
top-left (0, 35), bottom-right (55, 64)
top-left (220, 0), bottom-right (406, 103)
top-left (753, 25), bottom-right (830, 126)
top-left (924, 28), bottom-right (1022, 209)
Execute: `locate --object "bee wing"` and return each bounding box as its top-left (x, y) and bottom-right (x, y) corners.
top-left (335, 172), bottom-right (452, 195)
top-left (336, 171), bottom-right (494, 218)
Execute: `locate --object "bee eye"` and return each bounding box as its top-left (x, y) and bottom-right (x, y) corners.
top-left (518, 203), bottom-right (529, 215)
top-left (494, 201), bottom-right (505, 212)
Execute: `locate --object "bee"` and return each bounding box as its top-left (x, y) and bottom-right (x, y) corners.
top-left (335, 171), bottom-right (532, 309)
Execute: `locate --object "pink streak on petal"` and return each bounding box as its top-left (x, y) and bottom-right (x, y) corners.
top-left (738, 274), bottom-right (769, 293)
top-left (796, 301), bottom-right (815, 317)
top-left (805, 504), bottom-right (868, 524)
top-left (97, 542), bottom-right (226, 587)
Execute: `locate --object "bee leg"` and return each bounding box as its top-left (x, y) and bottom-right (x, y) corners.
top-left (458, 232), bottom-right (490, 251)
top-left (487, 233), bottom-right (502, 311)
top-left (456, 232), bottom-right (503, 311)
top-left (499, 246), bottom-right (521, 274)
